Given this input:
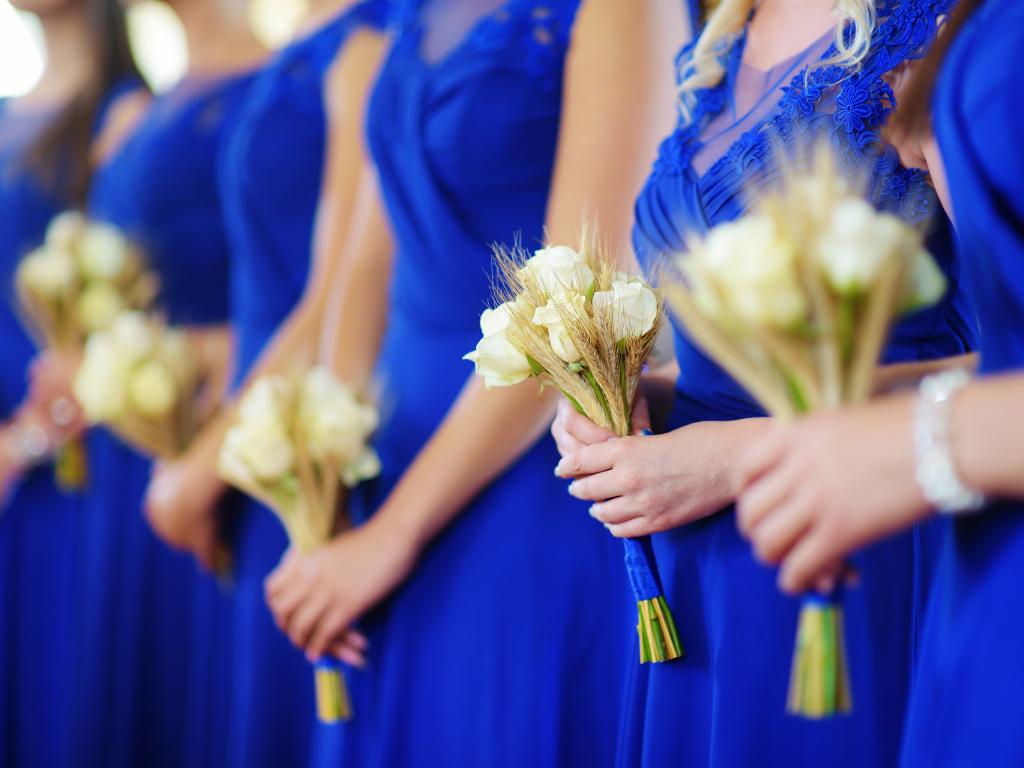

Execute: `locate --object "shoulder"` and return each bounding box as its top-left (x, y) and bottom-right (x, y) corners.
top-left (91, 87), bottom-right (151, 168)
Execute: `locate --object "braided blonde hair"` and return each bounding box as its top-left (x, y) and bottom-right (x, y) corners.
top-left (678, 0), bottom-right (877, 124)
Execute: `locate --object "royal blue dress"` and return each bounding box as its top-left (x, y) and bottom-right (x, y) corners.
top-left (219, 6), bottom-right (386, 767)
top-left (901, 0), bottom-right (1024, 763)
top-left (70, 72), bottom-right (255, 768)
top-left (339, 1), bottom-right (631, 765)
top-left (0, 103), bottom-right (83, 768)
top-left (625, 3), bottom-right (977, 766)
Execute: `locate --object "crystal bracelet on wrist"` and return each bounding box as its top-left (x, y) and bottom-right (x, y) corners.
top-left (913, 369), bottom-right (985, 514)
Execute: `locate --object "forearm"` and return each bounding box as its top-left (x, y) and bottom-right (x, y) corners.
top-left (953, 374), bottom-right (1024, 498)
top-left (875, 353), bottom-right (978, 394)
top-left (374, 379), bottom-right (558, 551)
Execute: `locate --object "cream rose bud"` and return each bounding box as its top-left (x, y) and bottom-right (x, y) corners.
top-left (109, 311), bottom-right (156, 361)
top-left (46, 211), bottom-right (86, 250)
top-left (238, 377), bottom-right (291, 433)
top-left (593, 280), bottom-right (659, 340)
top-left (703, 215), bottom-right (807, 328)
top-left (74, 335), bottom-right (131, 421)
top-left (19, 246), bottom-right (77, 298)
top-left (78, 223), bottom-right (129, 281)
top-left (234, 417), bottom-right (294, 483)
top-left (341, 447), bottom-right (381, 487)
top-left (900, 247), bottom-right (947, 311)
top-left (464, 303), bottom-right (533, 387)
top-left (532, 296), bottom-right (583, 363)
top-left (520, 245), bottom-right (594, 296)
top-left (816, 199), bottom-right (910, 295)
top-left (127, 359), bottom-right (179, 418)
top-left (76, 283), bottom-right (126, 333)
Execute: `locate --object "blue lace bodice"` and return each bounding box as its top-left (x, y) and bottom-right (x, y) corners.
top-left (634, 0), bottom-right (976, 426)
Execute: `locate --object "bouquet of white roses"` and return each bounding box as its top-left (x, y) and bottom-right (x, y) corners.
top-left (73, 312), bottom-right (202, 460)
top-left (16, 212), bottom-right (157, 487)
top-left (218, 367), bottom-right (381, 722)
top-left (465, 233), bottom-right (683, 664)
top-left (663, 146), bottom-right (947, 718)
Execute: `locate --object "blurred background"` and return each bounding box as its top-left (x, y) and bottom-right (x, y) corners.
top-left (0, 0), bottom-right (309, 98)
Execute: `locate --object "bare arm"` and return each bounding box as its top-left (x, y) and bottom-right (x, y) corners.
top-left (144, 29), bottom-right (387, 565)
top-left (370, 0), bottom-right (687, 552)
top-left (954, 374), bottom-right (1024, 498)
top-left (265, 0), bottom-right (689, 658)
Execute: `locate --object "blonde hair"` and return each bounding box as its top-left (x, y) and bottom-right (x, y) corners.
top-left (678, 0), bottom-right (877, 125)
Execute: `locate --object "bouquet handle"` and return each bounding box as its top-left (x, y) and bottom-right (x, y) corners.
top-left (55, 436), bottom-right (88, 491)
top-left (622, 430), bottom-right (683, 664)
top-left (787, 588), bottom-right (852, 718)
top-left (314, 657), bottom-right (352, 723)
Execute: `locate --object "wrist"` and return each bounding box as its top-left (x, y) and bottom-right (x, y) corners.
top-left (913, 370), bottom-right (985, 514)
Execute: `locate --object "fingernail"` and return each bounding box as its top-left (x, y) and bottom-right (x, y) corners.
top-left (588, 505), bottom-right (598, 518)
top-left (554, 461), bottom-right (564, 477)
top-left (567, 482), bottom-right (578, 497)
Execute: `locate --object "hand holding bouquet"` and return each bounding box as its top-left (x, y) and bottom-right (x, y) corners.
top-left (663, 146), bottom-right (947, 717)
top-left (465, 233), bottom-right (683, 664)
top-left (15, 212), bottom-right (157, 488)
top-left (73, 312), bottom-right (202, 460)
top-left (218, 367), bottom-right (380, 722)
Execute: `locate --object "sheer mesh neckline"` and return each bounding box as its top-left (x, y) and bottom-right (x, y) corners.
top-left (416, 0), bottom-right (515, 64)
top-left (692, 28), bottom-right (833, 176)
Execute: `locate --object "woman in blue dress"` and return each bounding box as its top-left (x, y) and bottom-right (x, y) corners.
top-left (552, 1), bottom-right (976, 766)
top-left (729, 0), bottom-right (1024, 764)
top-left (48, 3), bottom-right (265, 766)
top-left (263, 1), bottom-right (688, 765)
top-left (142, 2), bottom-right (390, 765)
top-left (0, 2), bottom-right (143, 766)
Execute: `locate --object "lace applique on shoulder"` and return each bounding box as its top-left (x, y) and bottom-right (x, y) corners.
top-left (653, 0), bottom-right (954, 222)
top-left (469, 0), bottom-right (579, 87)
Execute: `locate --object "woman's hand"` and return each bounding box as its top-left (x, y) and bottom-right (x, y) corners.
top-left (264, 514), bottom-right (418, 664)
top-left (555, 418), bottom-right (765, 537)
top-left (734, 396), bottom-right (932, 594)
top-left (550, 386), bottom-right (652, 459)
top-left (145, 430), bottom-right (227, 570)
top-left (28, 350), bottom-right (86, 442)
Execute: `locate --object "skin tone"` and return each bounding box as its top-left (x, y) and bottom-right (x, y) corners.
top-left (140, 0), bottom-right (385, 665)
top-left (263, 0), bottom-right (689, 665)
top-left (553, 0), bottom-right (950, 541)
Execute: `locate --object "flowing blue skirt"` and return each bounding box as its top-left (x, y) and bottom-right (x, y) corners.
top-left (901, 505), bottom-right (1024, 765)
top-left (70, 431), bottom-right (228, 768)
top-left (227, 497), bottom-right (320, 768)
top-left (338, 319), bottom-right (632, 768)
top-left (0, 467), bottom-right (80, 768)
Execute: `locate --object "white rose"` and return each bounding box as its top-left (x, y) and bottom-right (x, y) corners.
top-left (299, 367), bottom-right (378, 463)
top-left (127, 359), bottom-right (179, 418)
top-left (817, 200), bottom-right (911, 295)
top-left (900, 247), bottom-right (947, 312)
top-left (76, 283), bottom-right (126, 333)
top-left (109, 311), bottom-right (156, 362)
top-left (74, 335), bottom-right (131, 421)
top-left (223, 422), bottom-right (295, 484)
top-left (592, 280), bottom-right (659, 341)
top-left (238, 377), bottom-right (292, 435)
top-left (78, 223), bottom-right (129, 281)
top-left (341, 447), bottom-right (381, 488)
top-left (532, 295), bottom-right (584, 363)
top-left (18, 246), bottom-right (77, 299)
top-left (464, 302), bottom-right (533, 388)
top-left (46, 211), bottom-right (86, 250)
top-left (702, 215), bottom-right (807, 328)
top-left (520, 245), bottom-right (594, 297)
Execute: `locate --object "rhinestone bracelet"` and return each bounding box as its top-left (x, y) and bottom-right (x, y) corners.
top-left (914, 369), bottom-right (985, 514)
